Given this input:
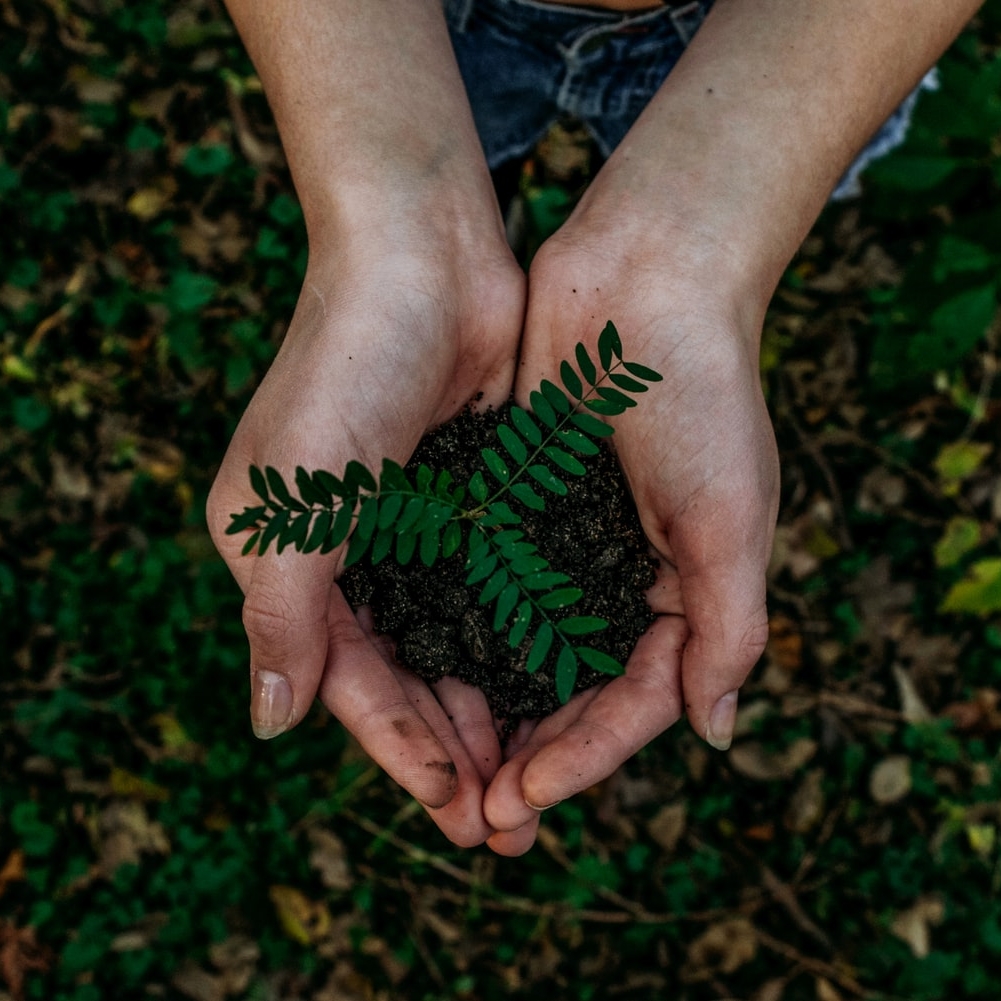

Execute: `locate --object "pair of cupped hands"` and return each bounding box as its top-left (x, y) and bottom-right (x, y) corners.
top-left (206, 186), bottom-right (780, 857)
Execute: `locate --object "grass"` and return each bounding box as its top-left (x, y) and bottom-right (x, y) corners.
top-left (1, 2), bottom-right (1000, 999)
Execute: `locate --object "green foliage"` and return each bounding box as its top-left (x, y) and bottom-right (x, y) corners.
top-left (228, 323), bottom-right (662, 703)
top-left (861, 35), bottom-right (1001, 386)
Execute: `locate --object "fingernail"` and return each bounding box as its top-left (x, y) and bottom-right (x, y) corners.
top-left (525, 798), bottom-right (561, 812)
top-left (706, 690), bottom-right (738, 751)
top-left (251, 669), bottom-right (293, 739)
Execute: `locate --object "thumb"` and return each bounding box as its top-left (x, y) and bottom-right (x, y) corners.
top-left (679, 560), bottom-right (770, 750)
top-left (241, 551), bottom-right (337, 738)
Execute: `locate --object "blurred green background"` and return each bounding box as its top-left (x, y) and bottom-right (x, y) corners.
top-left (2, 2), bottom-right (1000, 999)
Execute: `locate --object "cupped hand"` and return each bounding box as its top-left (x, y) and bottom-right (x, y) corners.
top-left (207, 235), bottom-right (526, 846)
top-left (482, 219), bottom-right (780, 852)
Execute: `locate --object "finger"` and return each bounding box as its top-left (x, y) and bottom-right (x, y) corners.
top-left (486, 814), bottom-right (541, 857)
top-left (433, 677), bottom-right (503, 785)
top-left (352, 612), bottom-right (497, 845)
top-left (679, 570), bottom-right (769, 750)
top-left (392, 672), bottom-right (494, 848)
top-left (483, 686), bottom-right (604, 833)
top-left (484, 617), bottom-right (687, 832)
top-left (241, 549), bottom-right (340, 738)
top-left (317, 588), bottom-right (462, 812)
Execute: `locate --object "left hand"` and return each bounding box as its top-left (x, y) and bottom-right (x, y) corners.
top-left (482, 202), bottom-right (780, 854)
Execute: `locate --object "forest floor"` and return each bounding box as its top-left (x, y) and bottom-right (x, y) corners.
top-left (2, 3), bottom-right (1001, 1000)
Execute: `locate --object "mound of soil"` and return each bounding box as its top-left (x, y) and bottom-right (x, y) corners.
top-left (340, 404), bottom-right (657, 723)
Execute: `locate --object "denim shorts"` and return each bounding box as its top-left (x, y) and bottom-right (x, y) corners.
top-left (443, 0), bottom-right (934, 199)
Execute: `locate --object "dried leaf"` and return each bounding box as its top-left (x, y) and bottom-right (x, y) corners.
top-left (0, 851), bottom-right (26, 899)
top-left (682, 918), bottom-right (758, 981)
top-left (728, 738), bottom-right (817, 782)
top-left (890, 896), bottom-right (945, 958)
top-left (0, 920), bottom-right (53, 1001)
top-left (783, 768), bottom-right (826, 834)
top-left (307, 828), bottom-right (353, 893)
top-left (171, 962), bottom-right (225, 1001)
top-left (869, 755), bottom-right (912, 804)
top-left (891, 664), bottom-right (933, 724)
top-left (268, 885), bottom-right (331, 946)
top-left (646, 802), bottom-right (687, 854)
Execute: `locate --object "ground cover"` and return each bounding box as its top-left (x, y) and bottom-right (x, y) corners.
top-left (1, 2), bottom-right (1000, 999)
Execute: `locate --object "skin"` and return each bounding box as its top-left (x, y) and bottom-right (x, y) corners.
top-left (207, 0), bottom-right (984, 855)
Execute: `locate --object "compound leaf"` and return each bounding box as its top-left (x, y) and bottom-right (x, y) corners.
top-left (597, 386), bottom-right (636, 408)
top-left (560, 359), bottom-right (584, 399)
top-left (497, 423), bottom-right (528, 464)
top-left (609, 372), bottom-right (648, 394)
top-left (577, 647), bottom-right (625, 676)
top-left (529, 390), bottom-right (557, 429)
top-left (241, 530), bottom-right (261, 557)
top-left (510, 481), bottom-right (546, 511)
top-left (395, 527), bottom-right (418, 566)
top-left (527, 464), bottom-right (567, 495)
top-left (480, 502), bottom-right (522, 526)
top-left (493, 582), bottom-right (520, 632)
top-left (478, 567), bottom-right (509, 606)
top-left (377, 492), bottom-right (404, 530)
top-left (419, 524), bottom-right (441, 567)
top-left (370, 523), bottom-right (395, 565)
top-left (540, 379), bottom-right (571, 414)
top-left (585, 397), bottom-right (627, 417)
top-left (555, 645), bottom-right (579, 704)
top-left (570, 411), bottom-right (614, 438)
top-left (397, 496), bottom-right (426, 534)
top-left (510, 406), bottom-right (543, 446)
top-left (469, 470), bottom-right (488, 503)
top-left (227, 505), bottom-right (266, 534)
top-left (266, 466), bottom-right (305, 511)
top-left (354, 495), bottom-right (379, 543)
top-left (259, 508), bottom-right (289, 554)
top-left (558, 615), bottom-right (608, 636)
top-left (250, 464), bottom-right (269, 503)
top-left (466, 551), bottom-right (498, 586)
top-left (343, 459), bottom-right (377, 495)
top-left (296, 466), bottom-right (327, 506)
top-left (314, 469), bottom-right (346, 498)
top-left (303, 508), bottom-right (332, 553)
top-left (508, 601), bottom-right (533, 647)
top-left (537, 586), bottom-right (583, 609)
top-left (623, 360), bottom-right (663, 383)
top-left (598, 320), bottom-right (622, 368)
top-left (543, 446), bottom-right (586, 476)
top-left (327, 500), bottom-right (355, 550)
top-left (526, 624), bottom-right (553, 673)
top-left (482, 447), bottom-right (510, 486)
top-left (441, 519), bottom-right (463, 559)
top-left (575, 342), bottom-right (597, 385)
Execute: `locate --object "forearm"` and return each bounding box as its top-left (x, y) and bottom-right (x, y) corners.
top-left (571, 0), bottom-right (983, 322)
top-left (222, 0), bottom-right (502, 246)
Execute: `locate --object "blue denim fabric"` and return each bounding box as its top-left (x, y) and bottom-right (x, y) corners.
top-left (443, 0), bottom-right (933, 200)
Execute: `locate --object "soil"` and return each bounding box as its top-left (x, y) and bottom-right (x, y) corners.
top-left (340, 403), bottom-right (657, 724)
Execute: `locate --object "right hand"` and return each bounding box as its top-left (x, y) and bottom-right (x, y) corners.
top-left (206, 232), bottom-right (526, 845)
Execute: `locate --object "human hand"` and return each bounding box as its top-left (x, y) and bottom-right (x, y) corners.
top-left (207, 232), bottom-right (526, 846)
top-left (482, 213), bottom-right (779, 854)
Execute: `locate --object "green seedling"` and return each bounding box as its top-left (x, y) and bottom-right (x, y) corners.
top-left (228, 321), bottom-right (662, 704)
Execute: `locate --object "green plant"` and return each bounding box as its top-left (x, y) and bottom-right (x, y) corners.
top-left (227, 321), bottom-right (661, 703)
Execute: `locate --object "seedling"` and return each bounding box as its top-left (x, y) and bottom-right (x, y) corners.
top-left (227, 322), bottom-right (662, 704)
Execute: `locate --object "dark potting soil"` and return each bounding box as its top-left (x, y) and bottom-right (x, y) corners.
top-left (340, 403), bottom-right (657, 723)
